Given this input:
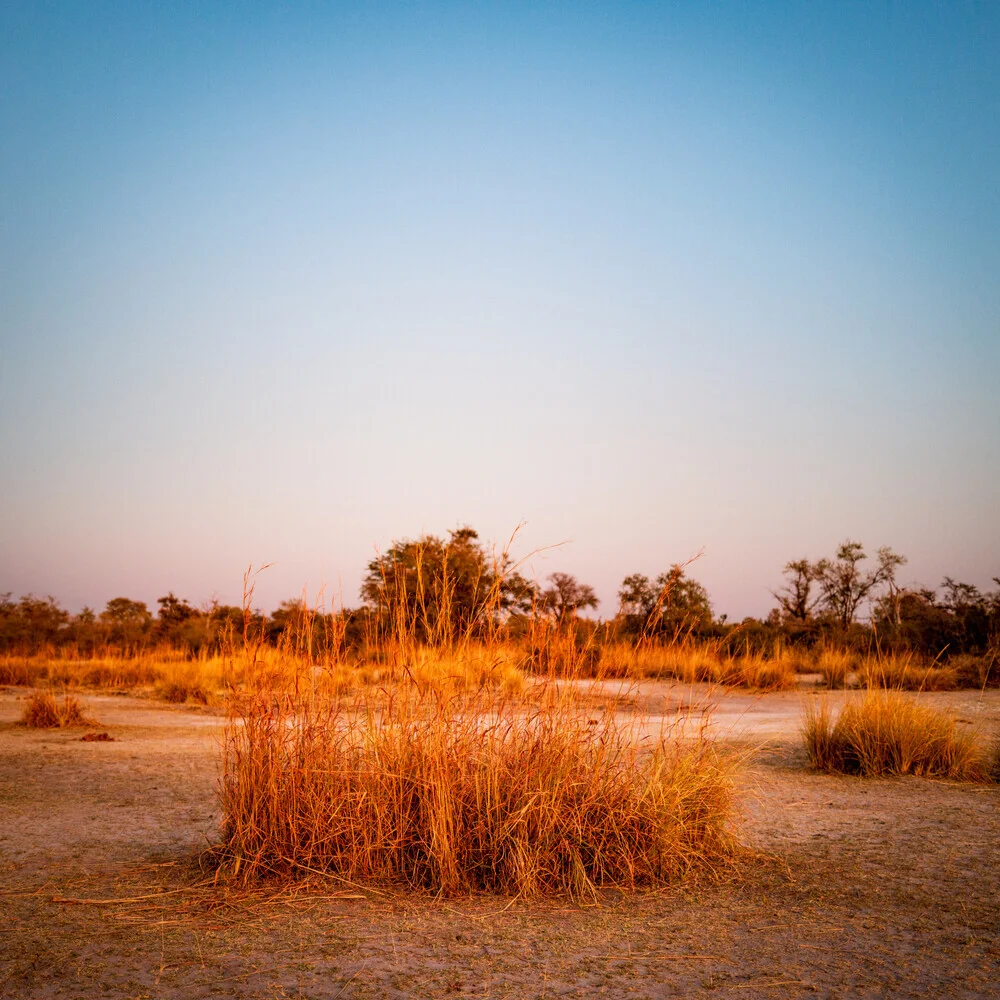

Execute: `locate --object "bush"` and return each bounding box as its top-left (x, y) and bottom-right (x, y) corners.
top-left (20, 691), bottom-right (87, 728)
top-left (803, 691), bottom-right (992, 781)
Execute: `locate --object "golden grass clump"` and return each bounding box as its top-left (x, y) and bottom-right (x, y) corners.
top-left (718, 650), bottom-right (797, 691)
top-left (816, 648), bottom-right (854, 688)
top-left (803, 690), bottom-right (992, 781)
top-left (20, 691), bottom-right (88, 728)
top-left (856, 653), bottom-right (958, 692)
top-left (155, 661), bottom-right (215, 704)
top-left (217, 667), bottom-right (742, 898)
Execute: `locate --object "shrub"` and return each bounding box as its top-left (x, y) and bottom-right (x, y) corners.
top-left (803, 690), bottom-right (991, 781)
top-left (20, 691), bottom-right (87, 728)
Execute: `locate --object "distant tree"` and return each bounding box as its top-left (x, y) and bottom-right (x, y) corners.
top-left (538, 572), bottom-right (599, 625)
top-left (361, 526), bottom-right (535, 644)
top-left (616, 565), bottom-right (712, 639)
top-left (157, 593), bottom-right (195, 626)
top-left (0, 594), bottom-right (68, 651)
top-left (939, 577), bottom-right (992, 651)
top-left (814, 541), bottom-right (906, 629)
top-left (873, 586), bottom-right (957, 654)
top-left (101, 597), bottom-right (152, 648)
top-left (772, 559), bottom-right (821, 623)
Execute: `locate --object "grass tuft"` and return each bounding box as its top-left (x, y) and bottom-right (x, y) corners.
top-left (803, 690), bottom-right (992, 781)
top-left (856, 654), bottom-right (958, 692)
top-left (216, 666), bottom-right (743, 897)
top-left (20, 691), bottom-right (88, 728)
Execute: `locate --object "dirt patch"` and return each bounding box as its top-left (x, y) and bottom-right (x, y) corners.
top-left (1, 687), bottom-right (998, 998)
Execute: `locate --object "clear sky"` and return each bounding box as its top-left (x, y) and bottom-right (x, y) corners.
top-left (2, 1), bottom-right (998, 619)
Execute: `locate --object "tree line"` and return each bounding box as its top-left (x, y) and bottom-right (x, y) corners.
top-left (2, 529), bottom-right (997, 660)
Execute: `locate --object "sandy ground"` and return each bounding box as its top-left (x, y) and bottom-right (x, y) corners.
top-left (1, 684), bottom-right (998, 999)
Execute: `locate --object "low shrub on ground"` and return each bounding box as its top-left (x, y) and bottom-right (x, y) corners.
top-left (803, 690), bottom-right (992, 781)
top-left (217, 668), bottom-right (743, 897)
top-left (20, 691), bottom-right (88, 728)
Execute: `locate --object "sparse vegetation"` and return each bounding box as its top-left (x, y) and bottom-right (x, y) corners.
top-left (803, 690), bottom-right (993, 781)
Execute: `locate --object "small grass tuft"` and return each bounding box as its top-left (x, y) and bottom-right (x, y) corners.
top-left (20, 691), bottom-right (88, 728)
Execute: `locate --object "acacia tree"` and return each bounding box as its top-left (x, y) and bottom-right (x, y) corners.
top-left (814, 541), bottom-right (906, 629)
top-left (772, 559), bottom-right (821, 623)
top-left (538, 572), bottom-right (598, 625)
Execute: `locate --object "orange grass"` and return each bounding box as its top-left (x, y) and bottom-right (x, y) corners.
top-left (856, 653), bottom-right (959, 692)
top-left (216, 654), bottom-right (743, 897)
top-left (20, 690), bottom-right (88, 728)
top-left (803, 690), bottom-right (992, 781)
top-left (598, 643), bottom-right (796, 691)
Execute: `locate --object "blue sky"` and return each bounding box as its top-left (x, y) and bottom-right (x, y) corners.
top-left (1, 1), bottom-right (998, 617)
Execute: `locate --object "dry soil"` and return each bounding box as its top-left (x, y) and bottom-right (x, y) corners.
top-left (1, 684), bottom-right (998, 999)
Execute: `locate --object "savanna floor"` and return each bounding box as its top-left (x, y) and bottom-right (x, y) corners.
top-left (1, 684), bottom-right (998, 999)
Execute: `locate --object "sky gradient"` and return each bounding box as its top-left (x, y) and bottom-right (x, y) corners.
top-left (2, 1), bottom-right (998, 619)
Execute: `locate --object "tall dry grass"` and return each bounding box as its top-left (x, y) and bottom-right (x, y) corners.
top-left (803, 690), bottom-right (992, 781)
top-left (216, 565), bottom-right (744, 897)
top-left (856, 653), bottom-right (958, 692)
top-left (598, 642), bottom-right (797, 691)
top-left (217, 672), bottom-right (742, 897)
top-left (816, 648), bottom-right (854, 688)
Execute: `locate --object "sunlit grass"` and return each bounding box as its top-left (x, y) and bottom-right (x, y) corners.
top-left (216, 662), bottom-right (743, 897)
top-left (803, 690), bottom-right (992, 781)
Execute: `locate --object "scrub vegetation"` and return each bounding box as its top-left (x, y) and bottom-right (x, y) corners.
top-left (1, 529), bottom-right (996, 696)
